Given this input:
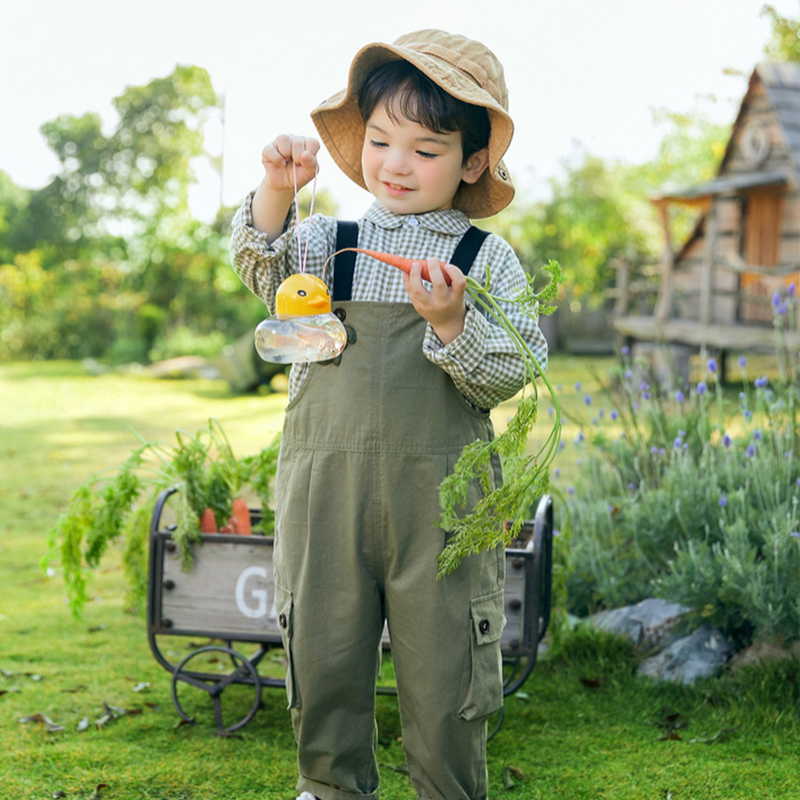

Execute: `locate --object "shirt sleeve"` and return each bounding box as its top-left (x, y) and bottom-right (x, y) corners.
top-left (229, 191), bottom-right (338, 313)
top-left (422, 234), bottom-right (549, 410)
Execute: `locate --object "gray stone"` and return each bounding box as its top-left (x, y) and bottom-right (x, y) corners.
top-left (591, 597), bottom-right (691, 648)
top-left (637, 624), bottom-right (735, 685)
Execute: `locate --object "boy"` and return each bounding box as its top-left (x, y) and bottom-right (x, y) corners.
top-left (230, 29), bottom-right (548, 800)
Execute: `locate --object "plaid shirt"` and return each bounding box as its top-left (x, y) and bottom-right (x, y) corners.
top-left (230, 194), bottom-right (548, 409)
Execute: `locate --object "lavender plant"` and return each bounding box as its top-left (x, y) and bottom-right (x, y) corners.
top-left (559, 288), bottom-right (800, 645)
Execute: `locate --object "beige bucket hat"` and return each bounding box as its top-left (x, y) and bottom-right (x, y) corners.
top-left (311, 29), bottom-right (515, 219)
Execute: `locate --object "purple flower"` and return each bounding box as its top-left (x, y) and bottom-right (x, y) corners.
top-left (755, 376), bottom-right (768, 389)
top-left (789, 283), bottom-right (796, 298)
top-left (574, 381), bottom-right (582, 392)
top-left (791, 531), bottom-right (799, 538)
top-left (707, 358), bottom-right (718, 374)
top-left (746, 444), bottom-right (756, 457)
top-left (584, 395), bottom-right (592, 405)
top-left (640, 381), bottom-right (650, 393)
top-left (574, 432), bottom-right (585, 444)
top-left (610, 409), bottom-right (619, 420)
top-left (673, 436), bottom-right (683, 449)
top-left (679, 430), bottom-right (686, 437)
top-left (772, 292), bottom-right (787, 315)
top-left (625, 370), bottom-right (632, 380)
top-left (547, 406), bottom-right (555, 416)
top-left (621, 345), bottom-right (631, 356)
top-left (719, 496), bottom-right (728, 507)
top-left (674, 390), bottom-right (685, 403)
top-left (753, 430), bottom-right (762, 441)
top-left (722, 434), bottom-right (731, 448)
top-left (553, 529), bottom-right (561, 537)
top-left (697, 381), bottom-right (708, 396)
top-left (568, 486), bottom-right (575, 494)
top-left (651, 446), bottom-right (660, 454)
top-left (553, 468), bottom-right (561, 478)
top-left (744, 409), bottom-right (752, 420)
top-left (738, 356), bottom-right (747, 368)
top-left (628, 483), bottom-right (637, 491)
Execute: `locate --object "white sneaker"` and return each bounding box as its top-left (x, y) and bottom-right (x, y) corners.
top-left (296, 793), bottom-right (318, 800)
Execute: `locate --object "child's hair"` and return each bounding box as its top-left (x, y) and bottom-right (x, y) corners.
top-left (357, 60), bottom-right (491, 164)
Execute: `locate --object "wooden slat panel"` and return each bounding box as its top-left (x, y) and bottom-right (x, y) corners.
top-left (156, 534), bottom-right (538, 654)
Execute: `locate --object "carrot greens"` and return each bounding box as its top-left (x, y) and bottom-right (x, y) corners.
top-left (437, 258), bottom-right (564, 575)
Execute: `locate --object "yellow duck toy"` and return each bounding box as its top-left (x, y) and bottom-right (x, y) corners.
top-left (254, 274), bottom-right (347, 364)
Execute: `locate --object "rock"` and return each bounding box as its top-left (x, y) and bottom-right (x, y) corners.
top-left (637, 624), bottom-right (735, 685)
top-left (591, 597), bottom-right (691, 648)
top-left (727, 639), bottom-right (800, 671)
top-left (146, 356), bottom-right (219, 379)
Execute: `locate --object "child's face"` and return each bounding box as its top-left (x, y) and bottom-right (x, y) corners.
top-left (361, 104), bottom-right (479, 215)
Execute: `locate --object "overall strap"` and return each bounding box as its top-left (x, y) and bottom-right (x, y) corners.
top-left (332, 220), bottom-right (490, 300)
top-left (332, 221), bottom-right (359, 302)
top-left (449, 225), bottom-right (490, 276)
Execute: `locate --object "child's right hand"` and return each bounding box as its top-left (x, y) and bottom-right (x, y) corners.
top-left (261, 135), bottom-right (320, 193)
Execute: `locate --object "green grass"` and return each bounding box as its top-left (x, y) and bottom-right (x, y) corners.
top-left (2, 358), bottom-right (799, 799)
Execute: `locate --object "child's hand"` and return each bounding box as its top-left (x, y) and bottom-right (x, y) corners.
top-left (403, 259), bottom-right (467, 344)
top-left (261, 134), bottom-right (320, 193)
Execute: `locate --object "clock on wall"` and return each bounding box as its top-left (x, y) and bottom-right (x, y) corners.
top-left (741, 120), bottom-right (771, 167)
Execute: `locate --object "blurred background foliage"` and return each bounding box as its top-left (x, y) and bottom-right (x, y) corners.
top-left (0, 6), bottom-right (797, 365)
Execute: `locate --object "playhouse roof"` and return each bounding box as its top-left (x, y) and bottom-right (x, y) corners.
top-left (651, 61), bottom-right (800, 206)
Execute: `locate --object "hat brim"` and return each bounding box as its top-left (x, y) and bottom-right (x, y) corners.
top-left (311, 42), bottom-right (515, 219)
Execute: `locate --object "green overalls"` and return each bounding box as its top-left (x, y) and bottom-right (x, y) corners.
top-left (273, 230), bottom-right (506, 800)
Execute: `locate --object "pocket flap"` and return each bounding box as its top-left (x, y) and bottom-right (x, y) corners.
top-left (470, 590), bottom-right (505, 646)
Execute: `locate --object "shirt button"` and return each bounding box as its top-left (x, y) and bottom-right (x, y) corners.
top-left (279, 613), bottom-right (287, 629)
top-left (479, 619), bottom-right (490, 635)
top-left (407, 217), bottom-right (420, 227)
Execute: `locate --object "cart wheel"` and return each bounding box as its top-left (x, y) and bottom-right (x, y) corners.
top-left (171, 645), bottom-right (262, 735)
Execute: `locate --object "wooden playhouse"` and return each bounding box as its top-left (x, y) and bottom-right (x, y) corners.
top-left (613, 62), bottom-right (800, 380)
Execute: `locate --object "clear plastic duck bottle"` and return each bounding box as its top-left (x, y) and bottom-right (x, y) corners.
top-left (254, 273), bottom-right (347, 364)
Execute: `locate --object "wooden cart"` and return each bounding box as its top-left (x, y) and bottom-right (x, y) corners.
top-left (147, 490), bottom-right (553, 736)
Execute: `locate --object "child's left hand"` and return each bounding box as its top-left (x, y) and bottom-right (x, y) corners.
top-left (402, 259), bottom-right (467, 344)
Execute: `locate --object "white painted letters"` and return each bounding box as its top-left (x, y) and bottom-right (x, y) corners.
top-left (235, 566), bottom-right (268, 618)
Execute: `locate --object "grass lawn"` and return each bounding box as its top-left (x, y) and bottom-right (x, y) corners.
top-left (2, 357), bottom-right (799, 800)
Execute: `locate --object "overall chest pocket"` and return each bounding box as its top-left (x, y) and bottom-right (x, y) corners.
top-left (457, 589), bottom-right (506, 721)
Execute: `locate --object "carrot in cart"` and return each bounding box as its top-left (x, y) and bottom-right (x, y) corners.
top-left (199, 508), bottom-right (217, 534)
top-left (230, 497), bottom-right (252, 536)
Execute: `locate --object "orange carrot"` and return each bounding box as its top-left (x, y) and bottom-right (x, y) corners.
top-left (325, 248), bottom-right (453, 285)
top-left (199, 508), bottom-right (217, 534)
top-left (230, 497), bottom-right (253, 536)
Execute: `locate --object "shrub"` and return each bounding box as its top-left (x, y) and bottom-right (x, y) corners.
top-left (558, 301), bottom-right (800, 646)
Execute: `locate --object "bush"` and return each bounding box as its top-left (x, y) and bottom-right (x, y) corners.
top-left (558, 303), bottom-right (800, 646)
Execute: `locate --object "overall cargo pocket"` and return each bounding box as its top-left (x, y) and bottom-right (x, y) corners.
top-left (274, 582), bottom-right (300, 709)
top-left (457, 589), bottom-right (506, 721)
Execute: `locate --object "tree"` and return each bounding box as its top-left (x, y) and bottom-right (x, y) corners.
top-left (762, 3), bottom-right (800, 62)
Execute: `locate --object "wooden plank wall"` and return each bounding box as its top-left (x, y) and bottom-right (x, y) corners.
top-left (669, 78), bottom-right (800, 327)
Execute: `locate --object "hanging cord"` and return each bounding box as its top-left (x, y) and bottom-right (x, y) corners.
top-left (292, 160), bottom-right (319, 274)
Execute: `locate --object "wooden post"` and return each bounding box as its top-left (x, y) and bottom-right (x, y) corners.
top-left (700, 202), bottom-right (717, 328)
top-left (654, 202), bottom-right (674, 324)
top-left (612, 258), bottom-right (630, 316)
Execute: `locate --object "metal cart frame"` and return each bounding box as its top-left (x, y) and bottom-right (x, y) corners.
top-left (147, 489), bottom-right (553, 736)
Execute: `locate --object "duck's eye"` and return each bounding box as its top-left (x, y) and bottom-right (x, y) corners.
top-left (298, 290), bottom-right (307, 297)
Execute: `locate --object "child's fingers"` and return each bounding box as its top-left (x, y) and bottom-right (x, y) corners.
top-left (263, 135), bottom-right (319, 168)
top-left (426, 260), bottom-right (465, 295)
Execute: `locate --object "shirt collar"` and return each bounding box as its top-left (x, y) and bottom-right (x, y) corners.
top-left (363, 200), bottom-right (473, 236)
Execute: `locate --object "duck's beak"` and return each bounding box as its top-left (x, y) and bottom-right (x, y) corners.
top-left (307, 297), bottom-right (329, 310)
